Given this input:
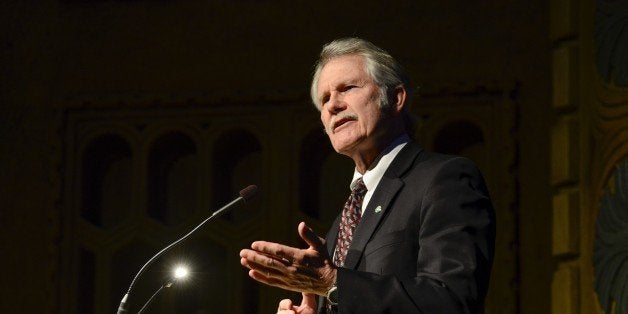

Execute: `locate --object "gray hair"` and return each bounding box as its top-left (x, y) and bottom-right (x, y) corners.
top-left (310, 38), bottom-right (417, 134)
top-left (311, 38), bottom-right (413, 108)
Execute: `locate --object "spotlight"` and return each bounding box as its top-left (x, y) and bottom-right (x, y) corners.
top-left (173, 265), bottom-right (189, 280)
top-left (137, 265), bottom-right (192, 314)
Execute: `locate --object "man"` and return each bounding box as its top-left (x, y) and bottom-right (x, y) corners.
top-left (239, 38), bottom-right (495, 313)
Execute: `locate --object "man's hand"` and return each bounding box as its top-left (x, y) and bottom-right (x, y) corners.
top-left (277, 293), bottom-right (317, 314)
top-left (239, 222), bottom-right (337, 296)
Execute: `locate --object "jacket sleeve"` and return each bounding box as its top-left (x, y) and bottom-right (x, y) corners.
top-left (333, 157), bottom-right (495, 313)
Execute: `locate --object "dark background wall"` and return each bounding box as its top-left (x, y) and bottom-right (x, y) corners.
top-left (1, 0), bottom-right (604, 313)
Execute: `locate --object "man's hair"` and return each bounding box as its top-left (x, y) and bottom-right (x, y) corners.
top-left (310, 37), bottom-right (417, 134)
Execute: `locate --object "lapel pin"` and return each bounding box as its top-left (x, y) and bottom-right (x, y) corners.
top-left (374, 205), bottom-right (382, 213)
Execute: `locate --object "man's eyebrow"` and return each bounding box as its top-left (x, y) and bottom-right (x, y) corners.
top-left (344, 77), bottom-right (367, 85)
top-left (334, 78), bottom-right (362, 88)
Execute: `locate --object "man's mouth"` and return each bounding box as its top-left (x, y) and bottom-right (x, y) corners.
top-left (332, 116), bottom-right (357, 134)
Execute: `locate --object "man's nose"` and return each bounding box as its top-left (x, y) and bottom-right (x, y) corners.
top-left (327, 94), bottom-right (346, 114)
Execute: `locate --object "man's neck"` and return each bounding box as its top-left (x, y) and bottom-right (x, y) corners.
top-left (351, 132), bottom-right (409, 174)
top-left (352, 152), bottom-right (379, 174)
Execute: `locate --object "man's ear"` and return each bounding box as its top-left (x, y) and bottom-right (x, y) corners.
top-left (392, 85), bottom-right (407, 114)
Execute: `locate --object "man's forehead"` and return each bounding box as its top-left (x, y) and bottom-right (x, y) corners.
top-left (318, 56), bottom-right (369, 88)
top-left (322, 54), bottom-right (365, 72)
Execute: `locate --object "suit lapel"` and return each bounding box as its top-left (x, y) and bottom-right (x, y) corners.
top-left (326, 215), bottom-right (341, 256)
top-left (343, 142), bottom-right (423, 269)
top-left (343, 177), bottom-right (403, 269)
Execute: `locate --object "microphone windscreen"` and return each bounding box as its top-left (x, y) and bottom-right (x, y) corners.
top-left (239, 185), bottom-right (258, 201)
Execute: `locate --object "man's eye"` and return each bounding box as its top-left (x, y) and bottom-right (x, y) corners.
top-left (321, 95), bottom-right (330, 104)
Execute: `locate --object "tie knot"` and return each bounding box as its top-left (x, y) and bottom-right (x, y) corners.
top-left (352, 177), bottom-right (367, 196)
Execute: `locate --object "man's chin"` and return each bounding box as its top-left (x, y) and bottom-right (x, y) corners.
top-left (331, 138), bottom-right (361, 156)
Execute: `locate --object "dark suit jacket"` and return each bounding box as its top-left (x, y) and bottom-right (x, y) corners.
top-left (319, 141), bottom-right (495, 313)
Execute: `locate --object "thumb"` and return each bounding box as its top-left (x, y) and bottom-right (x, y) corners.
top-left (300, 292), bottom-right (317, 309)
top-left (298, 222), bottom-right (325, 252)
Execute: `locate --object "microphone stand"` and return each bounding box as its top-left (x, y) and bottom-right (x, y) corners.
top-left (116, 185), bottom-right (258, 313)
top-left (137, 282), bottom-right (171, 314)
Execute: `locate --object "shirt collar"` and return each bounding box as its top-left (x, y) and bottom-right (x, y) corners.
top-left (350, 134), bottom-right (411, 192)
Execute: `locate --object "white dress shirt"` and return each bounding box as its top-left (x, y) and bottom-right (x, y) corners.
top-left (350, 134), bottom-right (410, 214)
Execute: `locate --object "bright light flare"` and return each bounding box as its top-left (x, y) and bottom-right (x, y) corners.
top-left (173, 265), bottom-right (189, 280)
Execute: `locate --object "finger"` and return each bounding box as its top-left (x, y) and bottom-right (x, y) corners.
top-left (240, 249), bottom-right (290, 271)
top-left (248, 269), bottom-right (287, 286)
top-left (242, 258), bottom-right (288, 280)
top-left (243, 257), bottom-right (302, 285)
top-left (241, 257), bottom-right (289, 286)
top-left (251, 241), bottom-right (297, 264)
top-left (278, 299), bottom-right (293, 310)
top-left (300, 292), bottom-right (317, 309)
top-left (241, 249), bottom-right (289, 268)
top-left (298, 222), bottom-right (326, 252)
top-left (254, 249), bottom-right (293, 266)
top-left (240, 256), bottom-right (263, 271)
top-left (248, 269), bottom-right (303, 294)
top-left (244, 255), bottom-right (323, 292)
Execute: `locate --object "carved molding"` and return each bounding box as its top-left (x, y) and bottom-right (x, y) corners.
top-left (49, 109), bottom-right (64, 313)
top-left (592, 77), bottom-right (628, 197)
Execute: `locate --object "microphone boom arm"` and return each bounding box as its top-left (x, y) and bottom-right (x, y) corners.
top-left (116, 185), bottom-right (258, 313)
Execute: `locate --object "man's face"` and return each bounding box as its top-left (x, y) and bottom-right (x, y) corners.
top-left (317, 55), bottom-right (385, 156)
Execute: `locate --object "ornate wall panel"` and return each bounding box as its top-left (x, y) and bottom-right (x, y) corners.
top-left (592, 58), bottom-right (628, 314)
top-left (63, 106), bottom-right (280, 314)
top-left (592, 1), bottom-right (628, 313)
top-left (595, 160), bottom-right (628, 314)
top-left (595, 0), bottom-right (628, 87)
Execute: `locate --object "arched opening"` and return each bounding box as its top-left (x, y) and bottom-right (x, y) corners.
top-left (433, 120), bottom-right (485, 155)
top-left (433, 120), bottom-right (488, 171)
top-left (299, 129), bottom-right (353, 221)
top-left (212, 129), bottom-right (262, 223)
top-left (81, 134), bottom-right (132, 228)
top-left (147, 132), bottom-right (198, 226)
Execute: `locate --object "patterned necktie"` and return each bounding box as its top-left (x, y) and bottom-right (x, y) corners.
top-left (333, 177), bottom-right (368, 267)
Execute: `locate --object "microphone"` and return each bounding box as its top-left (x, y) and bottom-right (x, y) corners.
top-left (117, 185), bottom-right (258, 313)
